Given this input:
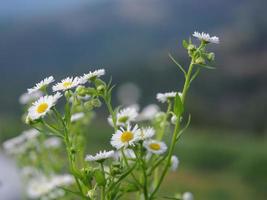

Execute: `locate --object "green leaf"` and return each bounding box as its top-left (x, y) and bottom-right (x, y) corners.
top-left (94, 169), bottom-right (106, 186)
top-left (199, 64), bottom-right (216, 70)
top-left (174, 93), bottom-right (184, 116)
top-left (168, 53), bottom-right (186, 77)
top-left (176, 114), bottom-right (191, 141)
top-left (182, 39), bottom-right (188, 49)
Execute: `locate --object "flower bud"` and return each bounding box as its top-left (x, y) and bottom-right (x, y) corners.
top-left (195, 57), bottom-right (205, 65)
top-left (64, 90), bottom-right (72, 99)
top-left (207, 52), bottom-right (215, 61)
top-left (187, 44), bottom-right (196, 51)
top-left (76, 86), bottom-right (87, 96)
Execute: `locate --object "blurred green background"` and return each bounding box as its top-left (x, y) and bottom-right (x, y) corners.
top-left (0, 0), bottom-right (267, 199)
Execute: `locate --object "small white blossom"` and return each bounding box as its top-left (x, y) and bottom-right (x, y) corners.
top-left (108, 107), bottom-right (138, 127)
top-left (81, 69), bottom-right (105, 83)
top-left (171, 155), bottom-right (179, 171)
top-left (3, 129), bottom-right (39, 154)
top-left (85, 150), bottom-right (114, 162)
top-left (27, 93), bottom-right (62, 120)
top-left (28, 76), bottom-right (55, 94)
top-left (19, 91), bottom-right (43, 105)
top-left (182, 192), bottom-right (194, 200)
top-left (193, 31), bottom-right (219, 44)
top-left (27, 174), bottom-right (74, 199)
top-left (137, 104), bottom-right (160, 121)
top-left (52, 77), bottom-right (81, 92)
top-left (156, 92), bottom-right (181, 103)
top-left (137, 127), bottom-right (155, 140)
top-left (44, 137), bottom-right (61, 148)
top-left (111, 124), bottom-right (140, 149)
top-left (71, 112), bottom-right (85, 122)
top-left (144, 140), bottom-right (167, 155)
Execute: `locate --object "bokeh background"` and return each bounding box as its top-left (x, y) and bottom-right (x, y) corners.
top-left (1, 0), bottom-right (267, 199)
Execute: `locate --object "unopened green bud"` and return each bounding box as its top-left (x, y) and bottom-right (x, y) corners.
top-left (70, 147), bottom-right (76, 154)
top-left (195, 57), bottom-right (205, 65)
top-left (92, 98), bottom-right (102, 107)
top-left (187, 44), bottom-right (196, 51)
top-left (207, 52), bottom-right (215, 61)
top-left (76, 86), bottom-right (86, 96)
top-left (64, 90), bottom-right (72, 99)
top-left (97, 85), bottom-right (105, 92)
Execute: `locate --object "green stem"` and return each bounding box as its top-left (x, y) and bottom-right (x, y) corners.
top-left (100, 163), bottom-right (106, 200)
top-left (150, 59), bottom-right (195, 199)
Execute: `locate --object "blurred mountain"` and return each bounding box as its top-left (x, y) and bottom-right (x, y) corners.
top-left (0, 0), bottom-right (266, 134)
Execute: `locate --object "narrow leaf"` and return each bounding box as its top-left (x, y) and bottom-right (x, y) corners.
top-left (174, 93), bottom-right (184, 116)
top-left (168, 53), bottom-right (186, 77)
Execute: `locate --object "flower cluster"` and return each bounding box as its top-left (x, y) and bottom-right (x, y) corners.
top-left (2, 32), bottom-right (219, 200)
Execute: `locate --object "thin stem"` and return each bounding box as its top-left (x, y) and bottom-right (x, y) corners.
top-left (100, 163), bottom-right (106, 200)
top-left (150, 56), bottom-right (196, 199)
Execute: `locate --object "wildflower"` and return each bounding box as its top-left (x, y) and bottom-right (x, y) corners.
top-left (52, 77), bottom-right (81, 92)
top-left (111, 124), bottom-right (140, 149)
top-left (71, 112), bottom-right (85, 122)
top-left (156, 92), bottom-right (181, 103)
top-left (27, 93), bottom-right (62, 120)
top-left (144, 140), bottom-right (167, 155)
top-left (81, 69), bottom-right (105, 82)
top-left (137, 127), bottom-right (155, 140)
top-left (170, 155), bottom-right (179, 171)
top-left (137, 104), bottom-right (160, 121)
top-left (182, 192), bottom-right (194, 200)
top-left (3, 129), bottom-right (39, 154)
top-left (19, 91), bottom-right (43, 105)
top-left (44, 137), bottom-right (61, 148)
top-left (85, 150), bottom-right (115, 162)
top-left (28, 76), bottom-right (55, 94)
top-left (108, 107), bottom-right (138, 127)
top-left (27, 174), bottom-right (74, 199)
top-left (114, 148), bottom-right (136, 161)
top-left (192, 31), bottom-right (219, 44)
top-left (171, 115), bottom-right (177, 124)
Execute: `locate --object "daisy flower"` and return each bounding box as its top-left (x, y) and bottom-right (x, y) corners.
top-left (138, 127), bottom-right (155, 140)
top-left (144, 140), bottom-right (167, 155)
top-left (85, 150), bottom-right (114, 162)
top-left (108, 107), bottom-right (138, 127)
top-left (19, 91), bottom-right (43, 105)
top-left (28, 76), bottom-right (55, 94)
top-left (170, 155), bottom-right (179, 171)
top-left (27, 93), bottom-right (62, 120)
top-left (192, 31), bottom-right (219, 44)
top-left (70, 112), bottom-right (85, 122)
top-left (137, 104), bottom-right (160, 121)
top-left (182, 192), bottom-right (194, 200)
top-left (111, 124), bottom-right (140, 149)
top-left (52, 77), bottom-right (81, 92)
top-left (81, 69), bottom-right (105, 82)
top-left (156, 92), bottom-right (182, 103)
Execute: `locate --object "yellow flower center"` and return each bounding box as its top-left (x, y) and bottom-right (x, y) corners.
top-left (37, 103), bottom-right (49, 114)
top-left (63, 81), bottom-right (72, 88)
top-left (149, 143), bottom-right (161, 151)
top-left (120, 131), bottom-right (134, 143)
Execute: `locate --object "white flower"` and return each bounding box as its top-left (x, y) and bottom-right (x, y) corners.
top-left (85, 150), bottom-right (114, 162)
top-left (52, 77), bottom-right (81, 92)
top-left (171, 115), bottom-right (177, 124)
top-left (28, 76), bottom-right (55, 94)
top-left (71, 112), bottom-right (85, 122)
top-left (114, 149), bottom-right (136, 161)
top-left (3, 129), bottom-right (39, 154)
top-left (137, 104), bottom-right (160, 121)
top-left (44, 137), bottom-right (61, 148)
top-left (81, 69), bottom-right (105, 83)
top-left (19, 91), bottom-right (43, 105)
top-left (111, 124), bottom-right (140, 149)
top-left (193, 31), bottom-right (219, 44)
top-left (170, 155), bottom-right (179, 171)
top-left (137, 127), bottom-right (155, 140)
top-left (108, 107), bottom-right (138, 127)
top-left (27, 174), bottom-right (74, 199)
top-left (182, 192), bottom-right (194, 200)
top-left (156, 92), bottom-right (182, 103)
top-left (27, 93), bottom-right (62, 120)
top-left (144, 140), bottom-right (167, 155)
